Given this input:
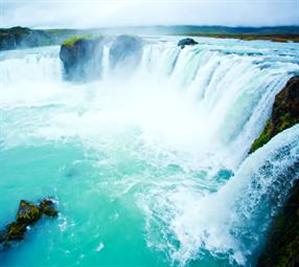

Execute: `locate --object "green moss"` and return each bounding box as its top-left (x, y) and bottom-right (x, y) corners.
top-left (62, 35), bottom-right (97, 47)
top-left (6, 222), bottom-right (27, 241)
top-left (62, 36), bottom-right (83, 47)
top-left (250, 76), bottom-right (299, 153)
top-left (16, 200), bottom-right (42, 225)
top-left (277, 113), bottom-right (297, 133)
top-left (174, 33), bottom-right (299, 43)
top-left (249, 120), bottom-right (273, 153)
top-left (250, 112), bottom-right (298, 153)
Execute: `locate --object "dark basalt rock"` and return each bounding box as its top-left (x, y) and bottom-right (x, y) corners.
top-left (250, 76), bottom-right (299, 153)
top-left (177, 38), bottom-right (198, 49)
top-left (39, 199), bottom-right (58, 217)
top-left (17, 200), bottom-right (42, 224)
top-left (5, 222), bottom-right (27, 242)
top-left (109, 35), bottom-right (143, 70)
top-left (0, 26), bottom-right (52, 51)
top-left (257, 178), bottom-right (299, 267)
top-left (59, 37), bottom-right (103, 81)
top-left (0, 198), bottom-right (58, 247)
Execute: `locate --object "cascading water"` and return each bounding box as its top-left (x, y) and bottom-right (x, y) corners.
top-left (0, 36), bottom-right (298, 267)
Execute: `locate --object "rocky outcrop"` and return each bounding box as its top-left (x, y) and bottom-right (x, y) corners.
top-left (0, 27), bottom-right (52, 51)
top-left (257, 178), bottom-right (299, 267)
top-left (59, 37), bottom-right (103, 81)
top-left (0, 199), bottom-right (58, 248)
top-left (109, 35), bottom-right (143, 70)
top-left (177, 38), bottom-right (198, 49)
top-left (250, 76), bottom-right (299, 153)
top-left (252, 76), bottom-right (299, 266)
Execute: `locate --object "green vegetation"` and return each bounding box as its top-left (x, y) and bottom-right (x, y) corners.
top-left (250, 120), bottom-right (272, 153)
top-left (250, 76), bottom-right (299, 153)
top-left (63, 36), bottom-right (84, 47)
top-left (0, 199), bottom-right (58, 246)
top-left (1, 25), bottom-right (299, 51)
top-left (180, 33), bottom-right (299, 43)
top-left (62, 35), bottom-right (98, 47)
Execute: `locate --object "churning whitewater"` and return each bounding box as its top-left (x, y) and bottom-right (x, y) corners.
top-left (0, 36), bottom-right (299, 266)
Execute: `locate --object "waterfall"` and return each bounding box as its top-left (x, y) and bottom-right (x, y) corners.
top-left (0, 37), bottom-right (298, 266)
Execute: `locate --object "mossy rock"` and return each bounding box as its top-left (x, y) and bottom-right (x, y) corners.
top-left (0, 198), bottom-right (58, 248)
top-left (0, 26), bottom-right (53, 51)
top-left (5, 222), bottom-right (27, 241)
top-left (16, 200), bottom-right (42, 225)
top-left (250, 76), bottom-right (299, 153)
top-left (62, 35), bottom-right (96, 47)
top-left (39, 199), bottom-right (58, 217)
top-left (59, 36), bottom-right (103, 81)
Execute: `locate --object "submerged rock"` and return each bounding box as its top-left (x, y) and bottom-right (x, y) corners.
top-left (39, 199), bottom-right (58, 217)
top-left (0, 26), bottom-right (52, 51)
top-left (0, 198), bottom-right (58, 247)
top-left (109, 35), bottom-right (143, 70)
top-left (4, 222), bottom-right (27, 242)
top-left (250, 76), bottom-right (299, 153)
top-left (177, 38), bottom-right (198, 49)
top-left (257, 179), bottom-right (299, 267)
top-left (59, 36), bottom-right (103, 81)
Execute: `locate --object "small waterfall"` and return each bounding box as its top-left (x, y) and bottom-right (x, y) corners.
top-left (0, 46), bottom-right (62, 85)
top-left (141, 125), bottom-right (299, 266)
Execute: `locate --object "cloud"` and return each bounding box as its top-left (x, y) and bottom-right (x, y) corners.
top-left (1, 0), bottom-right (298, 28)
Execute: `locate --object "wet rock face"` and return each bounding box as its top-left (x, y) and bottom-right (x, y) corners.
top-left (250, 76), bottom-right (299, 266)
top-left (59, 37), bottom-right (103, 81)
top-left (250, 76), bottom-right (299, 153)
top-left (0, 199), bottom-right (58, 248)
top-left (109, 35), bottom-right (143, 70)
top-left (0, 26), bottom-right (52, 51)
top-left (177, 38), bottom-right (198, 49)
top-left (257, 179), bottom-right (299, 267)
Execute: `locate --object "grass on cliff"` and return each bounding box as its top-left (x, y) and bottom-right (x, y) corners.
top-left (62, 35), bottom-right (99, 47)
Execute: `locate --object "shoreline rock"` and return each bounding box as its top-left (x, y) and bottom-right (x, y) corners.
top-left (0, 26), bottom-right (52, 51)
top-left (0, 199), bottom-right (58, 248)
top-left (252, 76), bottom-right (299, 266)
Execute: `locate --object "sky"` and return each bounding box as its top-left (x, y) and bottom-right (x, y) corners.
top-left (1, 0), bottom-right (299, 28)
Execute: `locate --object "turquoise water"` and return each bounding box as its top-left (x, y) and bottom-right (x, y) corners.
top-left (0, 36), bottom-right (299, 266)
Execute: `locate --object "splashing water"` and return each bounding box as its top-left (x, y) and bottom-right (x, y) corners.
top-left (0, 36), bottom-right (298, 266)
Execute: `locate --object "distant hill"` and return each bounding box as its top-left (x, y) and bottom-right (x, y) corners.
top-left (1, 25), bottom-right (299, 51)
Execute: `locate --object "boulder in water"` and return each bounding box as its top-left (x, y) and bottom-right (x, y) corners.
top-left (39, 199), bottom-right (58, 217)
top-left (16, 200), bottom-right (42, 224)
top-left (59, 36), bottom-right (104, 81)
top-left (250, 76), bottom-right (299, 153)
top-left (0, 198), bottom-right (58, 247)
top-left (109, 35), bottom-right (143, 70)
top-left (177, 38), bottom-right (198, 49)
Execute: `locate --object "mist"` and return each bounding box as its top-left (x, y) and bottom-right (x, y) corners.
top-left (1, 0), bottom-right (299, 28)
